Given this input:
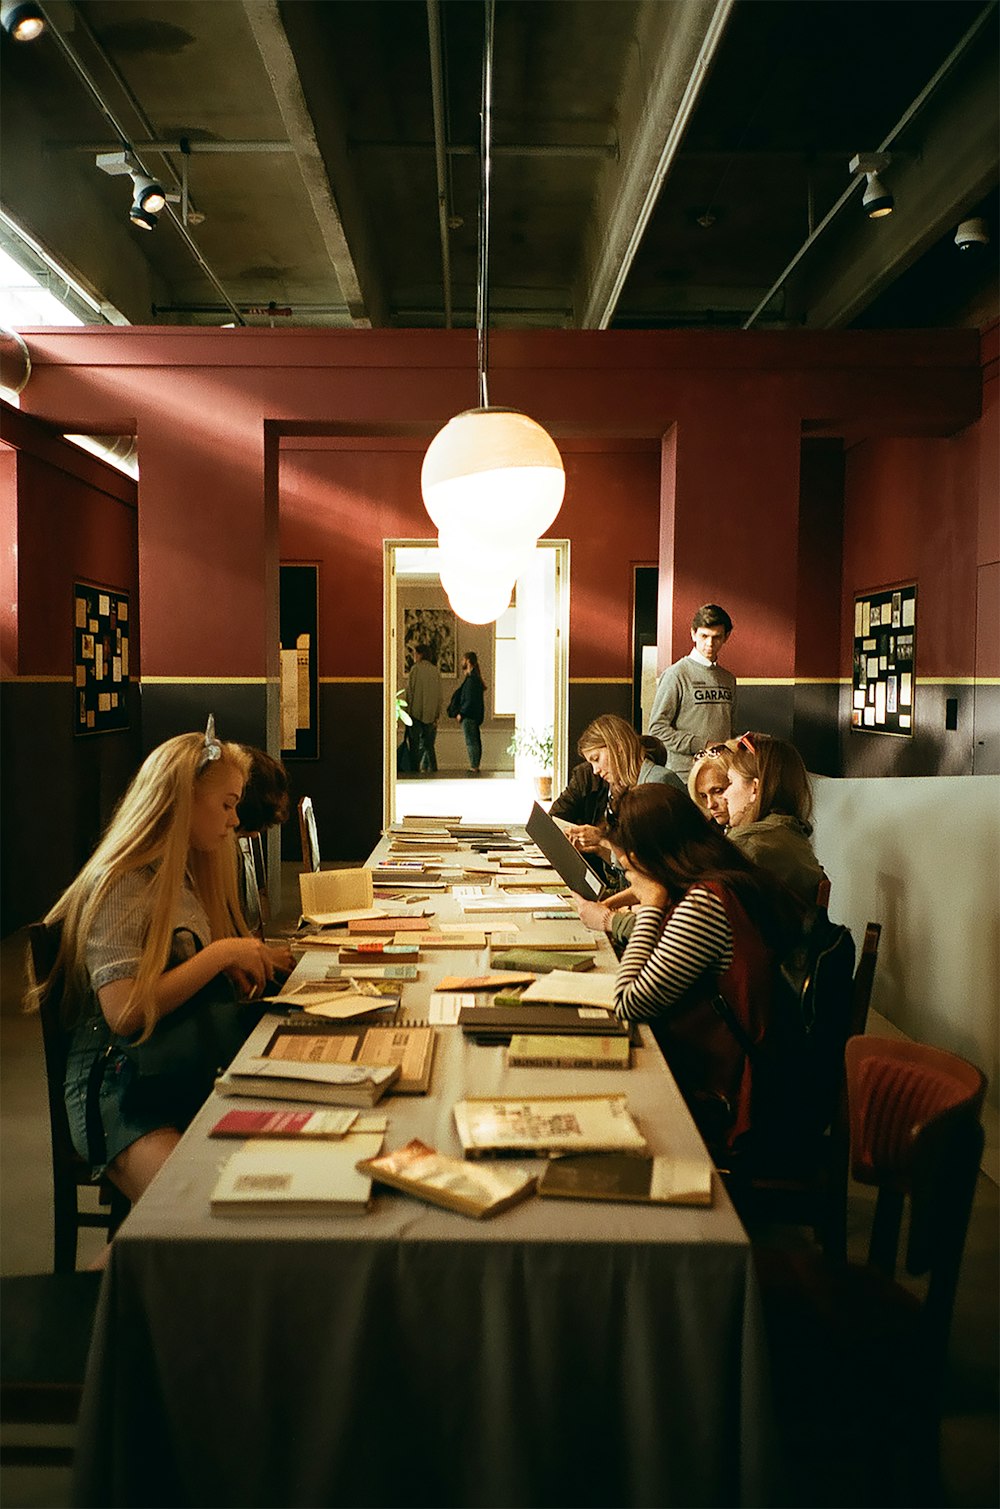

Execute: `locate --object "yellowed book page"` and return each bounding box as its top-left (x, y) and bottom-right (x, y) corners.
top-left (266, 1033), bottom-right (360, 1066)
top-left (358, 1026), bottom-right (434, 1083)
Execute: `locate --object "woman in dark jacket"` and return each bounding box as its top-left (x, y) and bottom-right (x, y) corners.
top-left (447, 651), bottom-right (486, 773)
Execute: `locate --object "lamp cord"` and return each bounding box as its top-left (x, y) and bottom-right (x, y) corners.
top-left (476, 0), bottom-right (495, 409)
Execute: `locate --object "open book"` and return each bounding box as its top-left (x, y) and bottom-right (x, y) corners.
top-left (298, 867), bottom-right (374, 925)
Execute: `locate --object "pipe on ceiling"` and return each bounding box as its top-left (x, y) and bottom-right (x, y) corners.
top-left (426, 0), bottom-right (454, 329)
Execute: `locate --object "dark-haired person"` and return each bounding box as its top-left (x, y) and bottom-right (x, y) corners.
top-left (607, 783), bottom-right (800, 1153)
top-left (447, 650), bottom-right (487, 774)
top-left (724, 732), bottom-right (828, 909)
top-left (647, 603), bottom-right (736, 780)
top-left (236, 748), bottom-right (291, 935)
top-left (405, 643), bottom-right (442, 773)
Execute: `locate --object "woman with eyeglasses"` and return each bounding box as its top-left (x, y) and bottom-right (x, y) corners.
top-left (723, 732), bottom-right (828, 909)
top-left (607, 783), bottom-right (801, 1153)
top-left (27, 723), bottom-right (292, 1218)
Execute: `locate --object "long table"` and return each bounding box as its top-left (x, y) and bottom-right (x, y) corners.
top-left (74, 838), bottom-right (773, 1508)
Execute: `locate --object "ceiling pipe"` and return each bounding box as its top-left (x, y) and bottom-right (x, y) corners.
top-left (743, 0), bottom-right (998, 329)
top-left (39, 3), bottom-right (246, 324)
top-left (425, 0), bottom-right (454, 329)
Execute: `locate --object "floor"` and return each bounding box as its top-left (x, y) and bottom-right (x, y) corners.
top-left (2, 851), bottom-right (997, 1507)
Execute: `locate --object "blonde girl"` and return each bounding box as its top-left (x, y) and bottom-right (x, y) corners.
top-left (28, 722), bottom-right (289, 1206)
top-left (687, 743), bottom-right (736, 826)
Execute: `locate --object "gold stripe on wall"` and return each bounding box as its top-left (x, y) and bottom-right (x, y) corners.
top-left (319, 677), bottom-right (383, 684)
top-left (569, 677), bottom-right (630, 684)
top-left (0, 674), bottom-right (74, 683)
top-left (140, 676), bottom-right (266, 685)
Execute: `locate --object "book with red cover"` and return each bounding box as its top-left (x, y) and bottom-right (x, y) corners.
top-left (209, 1107), bottom-right (360, 1139)
top-left (339, 944), bottom-right (420, 962)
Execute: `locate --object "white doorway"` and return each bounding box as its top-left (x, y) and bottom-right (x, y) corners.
top-left (383, 539), bottom-right (569, 826)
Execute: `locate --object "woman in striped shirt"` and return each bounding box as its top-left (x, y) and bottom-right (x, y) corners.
top-left (608, 784), bottom-right (800, 1153)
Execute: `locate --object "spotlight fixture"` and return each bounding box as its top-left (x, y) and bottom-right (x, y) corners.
top-left (131, 173), bottom-right (166, 216)
top-left (849, 152), bottom-right (894, 219)
top-left (96, 151), bottom-right (169, 230)
top-left (1, 0), bottom-right (46, 41)
top-left (129, 205), bottom-right (158, 232)
top-left (954, 217), bottom-right (989, 251)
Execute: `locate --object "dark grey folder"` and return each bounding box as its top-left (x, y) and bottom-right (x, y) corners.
top-left (525, 802), bottom-right (605, 899)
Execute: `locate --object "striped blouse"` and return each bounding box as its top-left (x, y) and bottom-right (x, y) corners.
top-left (614, 887), bottom-right (734, 1021)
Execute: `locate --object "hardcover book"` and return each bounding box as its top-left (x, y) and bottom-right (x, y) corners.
top-left (537, 1151), bottom-right (713, 1207)
top-left (356, 1138), bottom-right (537, 1219)
top-left (403, 931), bottom-right (487, 950)
top-left (453, 1095), bottom-right (647, 1158)
top-left (211, 1132), bottom-right (386, 1215)
top-left (490, 949), bottom-right (595, 974)
top-left (347, 915), bottom-right (431, 933)
top-left (506, 1034), bottom-right (631, 1070)
top-left (339, 944), bottom-right (420, 962)
top-left (458, 1004), bottom-right (627, 1041)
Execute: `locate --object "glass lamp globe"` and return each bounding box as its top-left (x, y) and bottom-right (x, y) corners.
top-left (440, 561), bottom-right (515, 625)
top-left (422, 408), bottom-right (565, 544)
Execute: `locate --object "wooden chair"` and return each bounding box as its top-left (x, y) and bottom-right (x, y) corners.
top-left (756, 1034), bottom-right (987, 1507)
top-left (298, 795), bottom-right (321, 872)
top-left (27, 923), bottom-right (130, 1272)
top-left (849, 920), bottom-right (881, 1037)
top-left (0, 1270), bottom-right (101, 1466)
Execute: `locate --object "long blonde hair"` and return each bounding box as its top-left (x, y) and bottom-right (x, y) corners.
top-left (577, 715), bottom-right (644, 794)
top-left (27, 732), bottom-right (250, 1040)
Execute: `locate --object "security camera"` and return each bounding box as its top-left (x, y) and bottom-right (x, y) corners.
top-left (954, 218), bottom-right (989, 251)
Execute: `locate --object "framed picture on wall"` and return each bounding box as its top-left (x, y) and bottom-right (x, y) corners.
top-left (403, 607), bottom-right (457, 676)
top-left (851, 583), bottom-right (916, 737)
top-left (280, 563), bottom-right (319, 758)
top-left (74, 581), bottom-right (129, 735)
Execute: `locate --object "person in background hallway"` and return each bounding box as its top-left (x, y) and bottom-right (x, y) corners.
top-left (688, 743), bottom-right (736, 827)
top-left (723, 731), bottom-right (829, 910)
top-left (26, 722), bottom-right (293, 1223)
top-left (607, 783), bottom-right (800, 1156)
top-left (447, 650), bottom-right (487, 774)
top-left (647, 603), bottom-right (736, 780)
top-left (405, 643), bottom-right (442, 773)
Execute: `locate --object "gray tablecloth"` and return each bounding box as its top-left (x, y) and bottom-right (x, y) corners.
top-left (74, 848), bottom-right (773, 1508)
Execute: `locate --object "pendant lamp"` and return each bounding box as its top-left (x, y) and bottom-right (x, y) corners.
top-left (422, 0), bottom-right (564, 624)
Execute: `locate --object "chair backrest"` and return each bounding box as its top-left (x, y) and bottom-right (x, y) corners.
top-left (26, 922), bottom-right (129, 1271)
top-left (298, 796), bottom-right (321, 872)
top-left (844, 1034), bottom-right (986, 1367)
top-left (237, 832), bottom-right (269, 935)
top-left (848, 921), bottom-right (881, 1038)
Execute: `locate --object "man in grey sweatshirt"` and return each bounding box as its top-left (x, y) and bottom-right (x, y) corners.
top-left (647, 604), bottom-right (736, 778)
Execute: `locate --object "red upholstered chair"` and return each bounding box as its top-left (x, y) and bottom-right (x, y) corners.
top-left (756, 1034), bottom-right (987, 1508)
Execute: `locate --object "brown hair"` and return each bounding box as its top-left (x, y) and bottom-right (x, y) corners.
top-left (691, 603), bottom-right (733, 635)
top-left (577, 715), bottom-right (644, 793)
top-left (728, 732), bottom-right (813, 829)
top-left (238, 748), bottom-right (290, 832)
top-left (605, 784), bottom-right (800, 947)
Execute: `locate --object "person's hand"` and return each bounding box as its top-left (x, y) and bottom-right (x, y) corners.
top-left (565, 823), bottom-right (608, 854)
top-left (264, 943), bottom-right (295, 979)
top-left (222, 938), bottom-right (277, 1000)
top-left (455, 715), bottom-right (462, 723)
top-left (573, 897), bottom-right (613, 932)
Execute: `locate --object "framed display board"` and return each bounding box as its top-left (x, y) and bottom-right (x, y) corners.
top-left (851, 584), bottom-right (916, 736)
top-left (280, 564), bottom-right (318, 759)
top-left (74, 582), bottom-right (129, 735)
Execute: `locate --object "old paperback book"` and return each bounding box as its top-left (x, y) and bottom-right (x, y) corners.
top-left (457, 1003), bottom-right (627, 1041)
top-left (263, 1024), bottom-right (436, 1095)
top-left (453, 1095), bottom-right (647, 1158)
top-left (490, 949), bottom-right (595, 974)
top-left (434, 971), bottom-right (537, 991)
top-left (356, 1138), bottom-right (536, 1219)
top-left (537, 1151), bottom-right (713, 1207)
top-left (506, 1034), bottom-right (631, 1070)
top-left (519, 971), bottom-right (617, 1008)
top-left (211, 1132), bottom-right (385, 1215)
top-left (214, 1057), bottom-right (400, 1107)
top-left (298, 867), bottom-right (374, 923)
top-left (210, 1107), bottom-right (360, 1138)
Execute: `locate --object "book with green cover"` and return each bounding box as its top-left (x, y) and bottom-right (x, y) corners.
top-left (490, 949), bottom-right (595, 974)
top-left (506, 1033), bottom-right (631, 1070)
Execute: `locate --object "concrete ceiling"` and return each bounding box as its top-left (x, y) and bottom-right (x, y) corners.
top-left (1, 0), bottom-right (997, 331)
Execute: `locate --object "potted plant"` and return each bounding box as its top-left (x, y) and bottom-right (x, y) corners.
top-left (395, 690), bottom-right (414, 773)
top-left (507, 727), bottom-right (555, 801)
